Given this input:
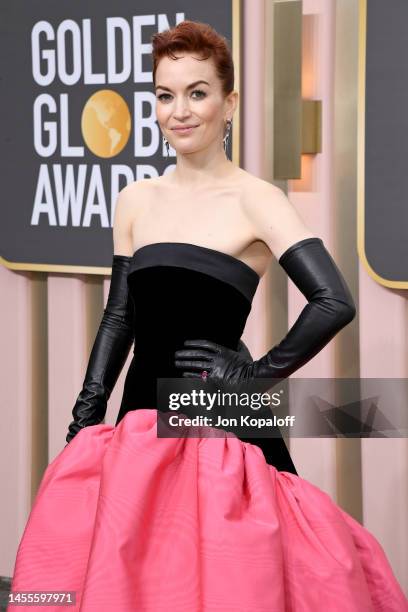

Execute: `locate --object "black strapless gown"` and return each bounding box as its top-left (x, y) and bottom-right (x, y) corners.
top-left (8, 243), bottom-right (408, 612)
top-left (116, 241), bottom-right (298, 474)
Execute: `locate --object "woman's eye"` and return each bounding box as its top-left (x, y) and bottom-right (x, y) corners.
top-left (157, 90), bottom-right (207, 102)
top-left (191, 89), bottom-right (206, 99)
top-left (157, 93), bottom-right (171, 102)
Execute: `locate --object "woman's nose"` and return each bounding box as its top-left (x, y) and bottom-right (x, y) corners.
top-left (173, 97), bottom-right (192, 117)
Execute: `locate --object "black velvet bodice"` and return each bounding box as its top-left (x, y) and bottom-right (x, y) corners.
top-left (116, 242), bottom-right (297, 474)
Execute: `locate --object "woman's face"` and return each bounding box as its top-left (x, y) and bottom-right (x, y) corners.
top-left (154, 52), bottom-right (235, 155)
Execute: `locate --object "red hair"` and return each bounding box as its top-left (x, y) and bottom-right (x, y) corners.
top-left (151, 20), bottom-right (234, 97)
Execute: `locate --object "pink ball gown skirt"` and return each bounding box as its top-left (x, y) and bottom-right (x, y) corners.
top-left (8, 409), bottom-right (408, 612)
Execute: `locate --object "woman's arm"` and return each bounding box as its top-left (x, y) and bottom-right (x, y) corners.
top-left (241, 181), bottom-right (317, 261)
top-left (245, 184), bottom-right (356, 377)
top-left (252, 236), bottom-right (356, 380)
top-left (65, 185), bottom-right (137, 443)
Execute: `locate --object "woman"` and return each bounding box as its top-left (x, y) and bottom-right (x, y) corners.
top-left (9, 20), bottom-right (407, 612)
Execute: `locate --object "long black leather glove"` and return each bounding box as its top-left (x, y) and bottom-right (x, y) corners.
top-left (236, 339), bottom-right (252, 361)
top-left (65, 255), bottom-right (135, 444)
top-left (174, 237), bottom-right (356, 386)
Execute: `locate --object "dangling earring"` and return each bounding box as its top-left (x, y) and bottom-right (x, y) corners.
top-left (223, 118), bottom-right (232, 156)
top-left (163, 136), bottom-right (170, 157)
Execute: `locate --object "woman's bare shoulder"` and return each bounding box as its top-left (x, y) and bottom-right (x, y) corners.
top-left (239, 174), bottom-right (317, 261)
top-left (237, 170), bottom-right (279, 194)
top-left (113, 179), bottom-right (153, 256)
top-left (118, 177), bottom-right (153, 201)
top-left (238, 172), bottom-right (286, 222)
top-left (115, 177), bottom-right (158, 217)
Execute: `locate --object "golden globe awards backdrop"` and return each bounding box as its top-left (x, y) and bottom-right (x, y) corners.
top-left (358, 0), bottom-right (408, 288)
top-left (0, 1), bottom-right (240, 274)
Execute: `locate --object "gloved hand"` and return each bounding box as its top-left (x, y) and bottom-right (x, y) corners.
top-left (65, 255), bottom-right (135, 445)
top-left (174, 237), bottom-right (356, 389)
top-left (236, 339), bottom-right (252, 362)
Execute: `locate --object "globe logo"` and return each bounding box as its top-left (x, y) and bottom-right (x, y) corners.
top-left (81, 89), bottom-right (131, 158)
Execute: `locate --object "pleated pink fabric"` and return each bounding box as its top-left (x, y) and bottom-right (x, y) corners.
top-left (9, 409), bottom-right (408, 611)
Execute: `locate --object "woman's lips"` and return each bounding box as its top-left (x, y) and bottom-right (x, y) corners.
top-left (171, 125), bottom-right (199, 134)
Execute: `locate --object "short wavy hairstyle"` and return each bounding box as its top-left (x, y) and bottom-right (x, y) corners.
top-left (151, 20), bottom-right (234, 98)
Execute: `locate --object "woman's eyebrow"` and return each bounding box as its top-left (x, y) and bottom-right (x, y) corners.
top-left (154, 79), bottom-right (210, 92)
